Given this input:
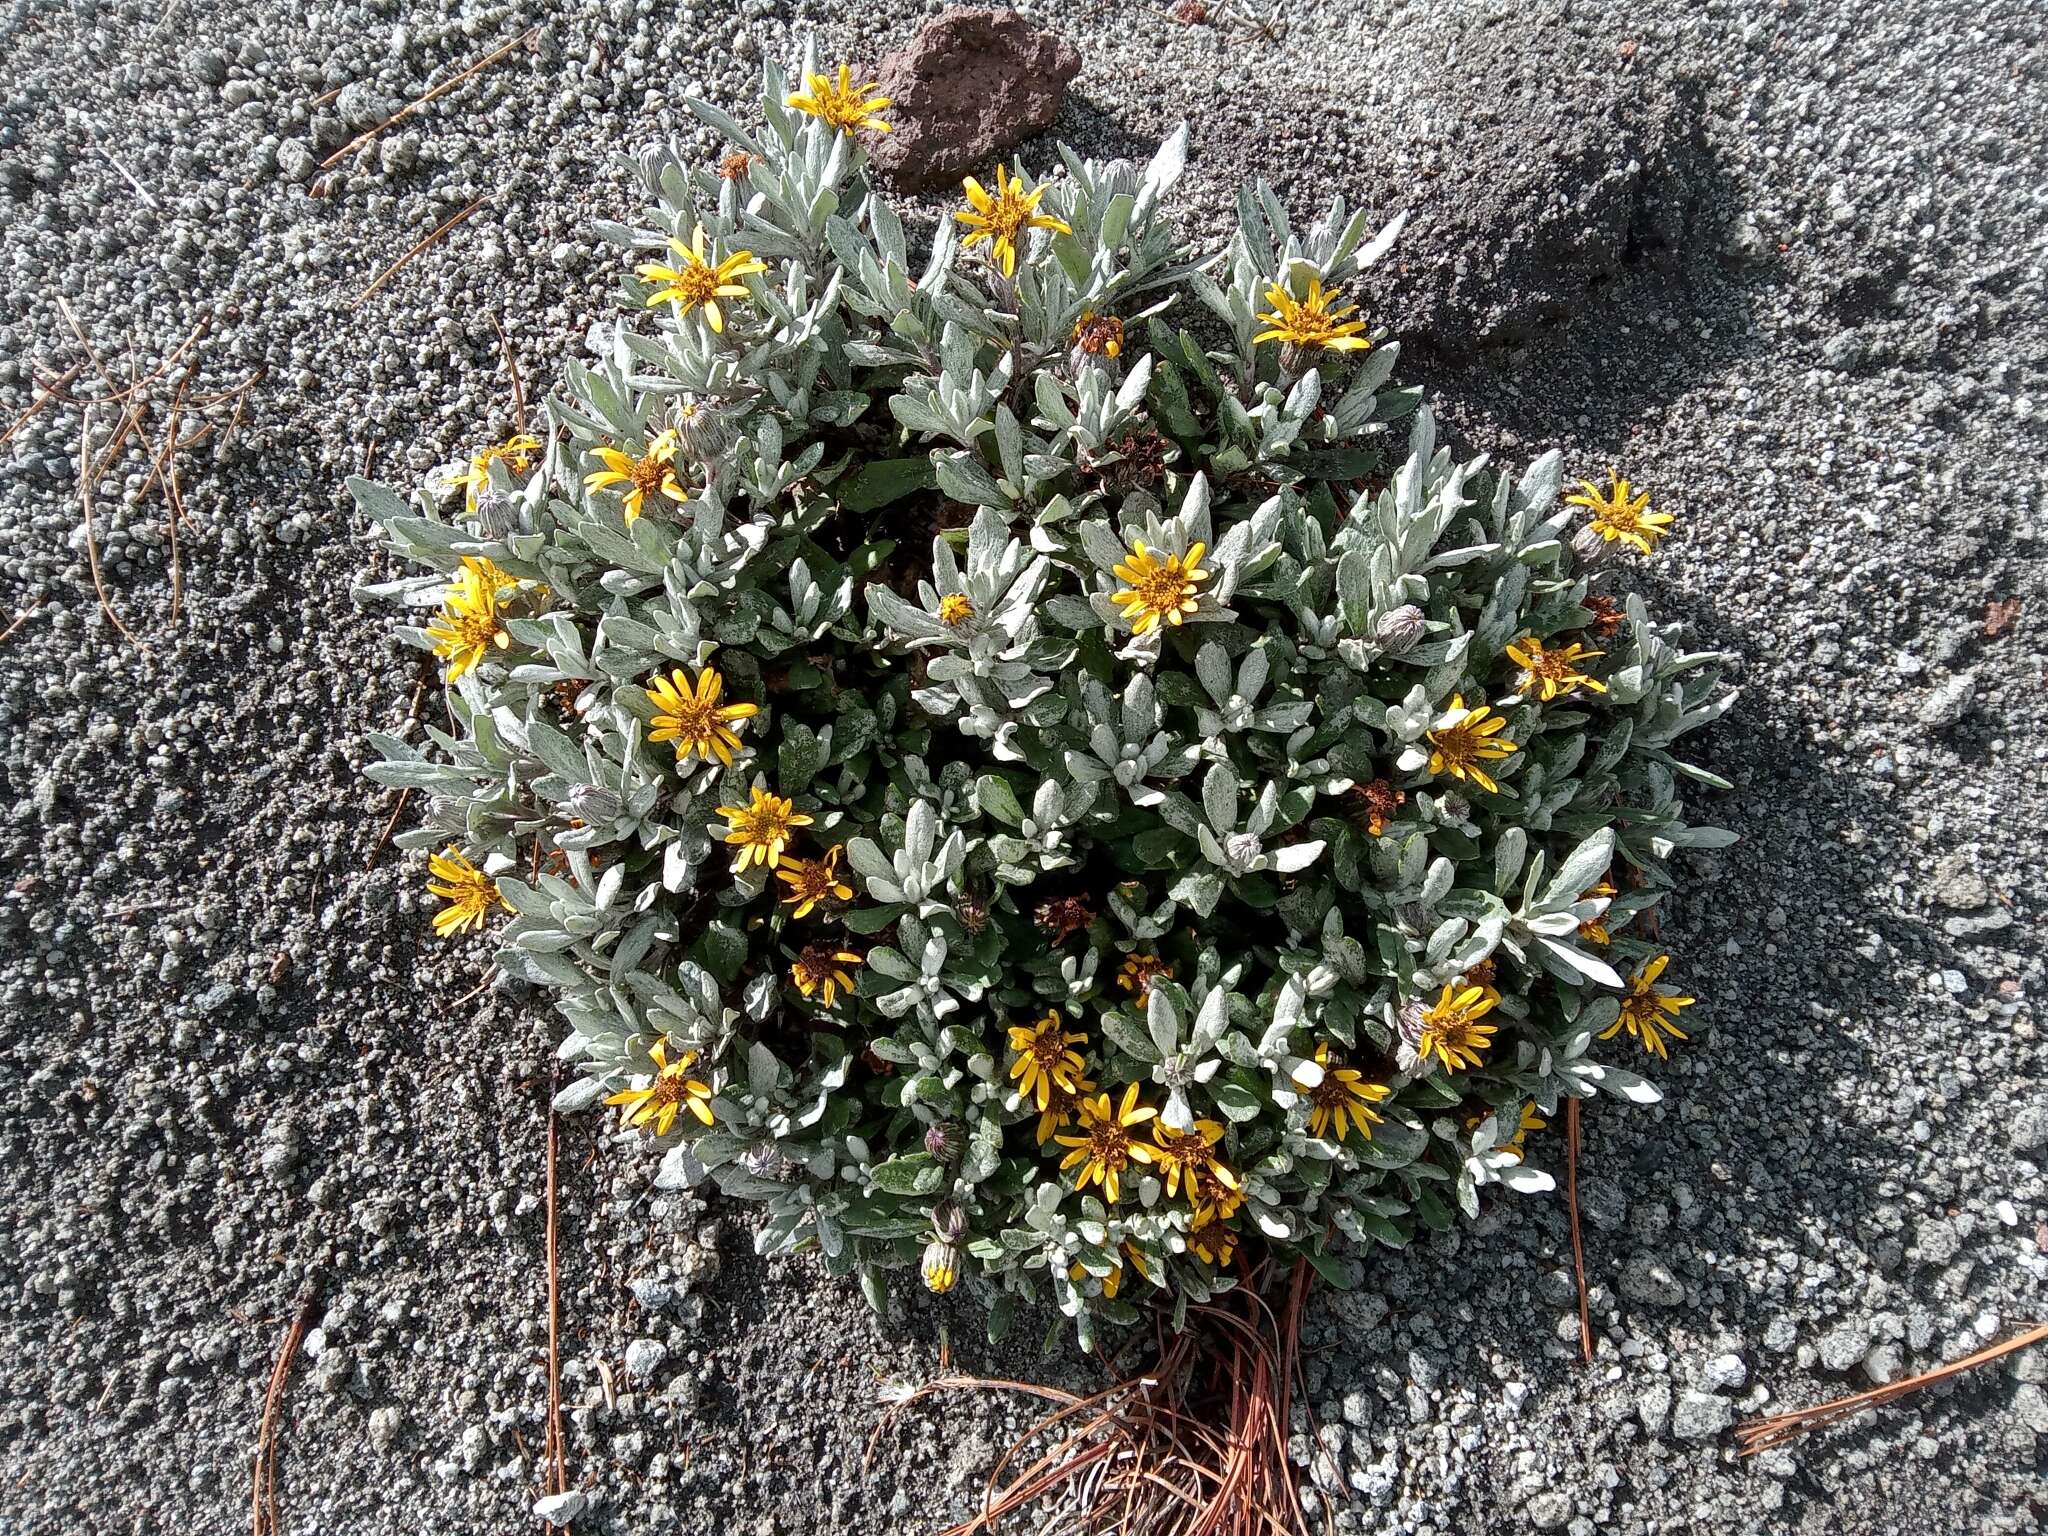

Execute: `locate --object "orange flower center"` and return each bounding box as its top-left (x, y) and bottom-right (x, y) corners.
top-left (669, 262), bottom-right (720, 306)
top-left (1430, 723), bottom-right (1486, 772)
top-left (1134, 565), bottom-right (1194, 616)
top-left (1085, 1121), bottom-right (1132, 1169)
top-left (786, 861), bottom-right (836, 901)
top-left (1028, 1027), bottom-right (1070, 1070)
top-left (1308, 1076), bottom-right (1358, 1112)
top-left (446, 610), bottom-right (501, 651)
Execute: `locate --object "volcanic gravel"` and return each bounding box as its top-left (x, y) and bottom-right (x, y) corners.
top-left (1, 1), bottom-right (2043, 1533)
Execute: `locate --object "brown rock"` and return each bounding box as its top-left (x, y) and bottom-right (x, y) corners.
top-left (868, 9), bottom-right (1082, 191)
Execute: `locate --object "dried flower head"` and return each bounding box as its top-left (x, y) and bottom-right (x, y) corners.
top-left (1347, 778), bottom-right (1407, 837)
top-left (1072, 310), bottom-right (1125, 359)
top-left (1116, 953), bottom-right (1170, 1001)
top-left (1580, 591), bottom-right (1626, 637)
top-left (1035, 895), bottom-right (1094, 942)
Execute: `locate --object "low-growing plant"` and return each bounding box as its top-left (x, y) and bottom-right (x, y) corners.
top-left (353, 46), bottom-right (1732, 1352)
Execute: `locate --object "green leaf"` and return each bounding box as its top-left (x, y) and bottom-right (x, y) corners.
top-left (1148, 360), bottom-right (1202, 442)
top-left (975, 774), bottom-right (1025, 826)
top-left (842, 903), bottom-right (906, 935)
top-left (1099, 1009), bottom-right (1163, 1065)
top-left (869, 1152), bottom-right (945, 1196)
top-left (778, 722), bottom-right (824, 795)
top-left (1297, 1242), bottom-right (1358, 1290)
top-left (697, 920), bottom-right (748, 985)
top-left (1208, 1073), bottom-right (1264, 1124)
top-left (839, 456), bottom-right (938, 513)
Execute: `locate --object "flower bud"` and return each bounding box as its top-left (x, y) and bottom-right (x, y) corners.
top-left (920, 1238), bottom-right (961, 1295)
top-left (569, 784), bottom-right (623, 824)
top-left (1571, 523), bottom-right (1608, 563)
top-left (1396, 998), bottom-right (1428, 1050)
top-left (923, 1122), bottom-right (963, 1164)
top-left (469, 487), bottom-right (513, 537)
top-left (1374, 604), bottom-right (1426, 655)
top-left (671, 395), bottom-right (732, 461)
top-left (931, 1198), bottom-right (968, 1243)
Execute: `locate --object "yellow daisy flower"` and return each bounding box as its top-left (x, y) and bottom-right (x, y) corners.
top-left (425, 846), bottom-right (504, 936)
top-left (1053, 1083), bottom-right (1158, 1204)
top-left (1295, 1040), bottom-right (1391, 1141)
top-left (775, 845), bottom-right (853, 919)
top-left (1424, 694), bottom-right (1518, 793)
top-left (791, 943), bottom-right (862, 1007)
top-left (714, 786), bottom-right (812, 871)
top-left (1416, 982), bottom-right (1501, 1074)
top-left (1578, 879), bottom-right (1618, 946)
top-left (1109, 540), bottom-right (1209, 635)
top-left (1150, 1118), bottom-right (1238, 1206)
top-left (636, 224), bottom-right (768, 332)
top-left (1186, 1212), bottom-right (1238, 1267)
top-left (1007, 1013), bottom-right (1088, 1112)
top-left (1503, 1103), bottom-right (1547, 1160)
top-left (1035, 1072), bottom-right (1097, 1146)
top-left (1253, 275), bottom-right (1371, 352)
top-left (1068, 1246), bottom-right (1148, 1299)
top-left (604, 1040), bottom-right (715, 1136)
top-left (786, 64), bottom-right (892, 135)
top-left (646, 664), bottom-right (759, 766)
top-left (1464, 1102), bottom-right (1548, 1162)
top-left (1504, 634), bottom-right (1608, 702)
top-left (937, 593), bottom-right (974, 626)
top-left (1116, 953), bottom-right (1170, 1001)
top-left (1565, 470), bottom-right (1674, 555)
top-left (1601, 954), bottom-right (1694, 1059)
top-left (1188, 1161), bottom-right (1246, 1225)
top-left (584, 430), bottom-right (686, 524)
top-left (423, 556), bottom-right (517, 681)
top-left (448, 433), bottom-right (542, 511)
top-left (954, 164), bottom-right (1071, 278)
